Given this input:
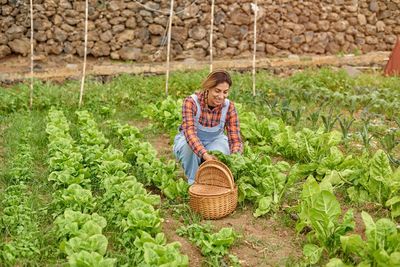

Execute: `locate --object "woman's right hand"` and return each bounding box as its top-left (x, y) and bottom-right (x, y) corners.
top-left (202, 152), bottom-right (217, 161)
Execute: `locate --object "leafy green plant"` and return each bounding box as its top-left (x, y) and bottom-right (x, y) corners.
top-left (297, 176), bottom-right (355, 265)
top-left (0, 185), bottom-right (41, 266)
top-left (333, 211), bottom-right (400, 266)
top-left (379, 131), bottom-right (398, 155)
top-left (177, 223), bottom-right (238, 266)
top-left (132, 231), bottom-right (188, 267)
top-left (290, 107), bottom-right (304, 126)
top-left (51, 184), bottom-right (96, 215)
top-left (321, 107), bottom-right (340, 133)
top-left (307, 109), bottom-right (321, 129)
top-left (338, 116), bottom-right (354, 141)
top-left (111, 122), bottom-right (188, 200)
top-left (211, 150), bottom-right (292, 217)
top-left (347, 150), bottom-right (400, 219)
top-left (359, 120), bottom-right (374, 151)
top-left (141, 96), bottom-right (183, 138)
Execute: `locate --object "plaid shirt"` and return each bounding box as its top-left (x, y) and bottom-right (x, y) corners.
top-left (180, 91), bottom-right (243, 158)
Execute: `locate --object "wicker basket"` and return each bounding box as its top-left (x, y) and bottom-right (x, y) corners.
top-left (189, 160), bottom-right (238, 219)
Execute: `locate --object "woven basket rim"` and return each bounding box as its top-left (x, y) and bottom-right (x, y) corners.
top-left (194, 159), bottom-right (234, 189)
top-left (189, 184), bottom-right (236, 197)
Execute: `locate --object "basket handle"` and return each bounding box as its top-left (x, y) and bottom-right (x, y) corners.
top-left (196, 160), bottom-right (235, 190)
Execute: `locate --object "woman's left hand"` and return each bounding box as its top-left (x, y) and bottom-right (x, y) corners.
top-left (202, 153), bottom-right (217, 161)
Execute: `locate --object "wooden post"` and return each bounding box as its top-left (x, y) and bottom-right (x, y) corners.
top-left (252, 1), bottom-right (258, 97)
top-left (29, 0), bottom-right (34, 109)
top-left (79, 0), bottom-right (89, 108)
top-left (209, 0), bottom-right (215, 72)
top-left (165, 0), bottom-right (175, 96)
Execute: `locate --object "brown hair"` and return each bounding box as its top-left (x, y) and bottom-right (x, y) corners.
top-left (201, 70), bottom-right (232, 91)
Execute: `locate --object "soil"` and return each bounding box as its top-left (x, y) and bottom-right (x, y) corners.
top-left (162, 213), bottom-right (203, 267)
top-left (162, 204), bottom-right (303, 267)
top-left (212, 209), bottom-right (303, 267)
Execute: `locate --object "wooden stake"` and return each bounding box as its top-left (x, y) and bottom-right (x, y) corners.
top-left (29, 0), bottom-right (34, 109)
top-left (252, 0), bottom-right (258, 97)
top-left (165, 0), bottom-right (175, 96)
top-left (210, 0), bottom-right (215, 72)
top-left (79, 0), bottom-right (89, 108)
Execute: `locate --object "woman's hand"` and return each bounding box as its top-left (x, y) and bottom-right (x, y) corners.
top-left (202, 152), bottom-right (217, 161)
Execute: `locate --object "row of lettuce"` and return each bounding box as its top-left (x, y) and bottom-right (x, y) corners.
top-left (143, 97), bottom-right (400, 266)
top-left (1, 107), bottom-right (240, 266)
top-left (107, 121), bottom-right (240, 266)
top-left (46, 108), bottom-right (188, 266)
top-left (71, 110), bottom-right (241, 266)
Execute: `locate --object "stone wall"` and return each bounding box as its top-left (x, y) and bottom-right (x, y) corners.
top-left (0, 0), bottom-right (399, 62)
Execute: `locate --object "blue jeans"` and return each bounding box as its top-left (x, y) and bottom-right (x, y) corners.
top-left (173, 133), bottom-right (230, 184)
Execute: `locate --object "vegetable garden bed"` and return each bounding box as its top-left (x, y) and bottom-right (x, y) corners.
top-left (1, 68), bottom-right (399, 266)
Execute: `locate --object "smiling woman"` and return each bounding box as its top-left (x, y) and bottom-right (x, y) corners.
top-left (173, 70), bottom-right (243, 184)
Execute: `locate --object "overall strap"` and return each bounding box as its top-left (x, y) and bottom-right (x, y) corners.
top-left (190, 94), bottom-right (201, 122)
top-left (220, 99), bottom-right (230, 124)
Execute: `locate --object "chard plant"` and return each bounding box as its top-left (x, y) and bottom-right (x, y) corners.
top-left (141, 96), bottom-right (183, 139)
top-left (328, 211), bottom-right (400, 267)
top-left (297, 176), bottom-right (355, 265)
top-left (211, 150), bottom-right (292, 218)
top-left (347, 150), bottom-right (400, 219)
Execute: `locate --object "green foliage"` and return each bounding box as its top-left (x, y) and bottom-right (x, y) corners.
top-left (141, 96), bottom-right (183, 138)
top-left (347, 150), bottom-right (400, 218)
top-left (211, 149), bottom-right (292, 217)
top-left (2, 68), bottom-right (400, 266)
top-left (54, 209), bottom-right (115, 266)
top-left (46, 108), bottom-right (89, 189)
top-left (177, 223), bottom-right (238, 266)
top-left (297, 176), bottom-right (355, 264)
top-left (338, 211), bottom-right (400, 266)
top-left (0, 185), bottom-right (41, 266)
top-left (111, 122), bottom-right (189, 200)
top-left (51, 184), bottom-right (96, 215)
top-left (132, 231), bottom-right (189, 267)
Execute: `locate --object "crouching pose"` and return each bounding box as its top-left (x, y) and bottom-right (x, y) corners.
top-left (173, 70), bottom-right (243, 184)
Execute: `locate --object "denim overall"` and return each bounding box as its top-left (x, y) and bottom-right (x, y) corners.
top-left (173, 94), bottom-right (230, 184)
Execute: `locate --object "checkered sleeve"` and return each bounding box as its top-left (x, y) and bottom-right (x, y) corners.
top-left (225, 102), bottom-right (243, 154)
top-left (181, 97), bottom-right (207, 158)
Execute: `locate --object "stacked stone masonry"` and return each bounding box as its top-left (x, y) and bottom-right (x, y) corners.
top-left (0, 0), bottom-right (399, 61)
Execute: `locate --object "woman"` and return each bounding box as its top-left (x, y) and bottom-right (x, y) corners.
top-left (173, 70), bottom-right (243, 185)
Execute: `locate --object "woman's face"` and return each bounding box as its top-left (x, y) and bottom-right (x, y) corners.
top-left (207, 82), bottom-right (230, 107)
